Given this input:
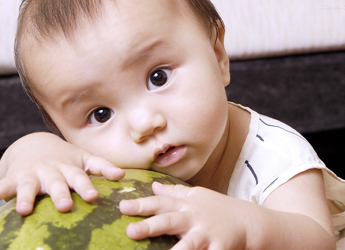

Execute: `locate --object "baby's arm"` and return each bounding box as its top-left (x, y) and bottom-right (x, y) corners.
top-left (120, 169), bottom-right (335, 250)
top-left (0, 132), bottom-right (125, 216)
top-left (259, 169), bottom-right (335, 249)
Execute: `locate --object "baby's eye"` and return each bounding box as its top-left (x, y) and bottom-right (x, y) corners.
top-left (147, 68), bottom-right (171, 90)
top-left (88, 108), bottom-right (113, 125)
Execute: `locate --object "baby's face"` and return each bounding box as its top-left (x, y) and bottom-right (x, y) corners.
top-left (25, 0), bottom-right (229, 180)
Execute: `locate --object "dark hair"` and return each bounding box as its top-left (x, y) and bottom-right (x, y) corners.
top-left (15, 0), bottom-right (224, 132)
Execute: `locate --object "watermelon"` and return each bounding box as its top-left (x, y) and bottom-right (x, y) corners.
top-left (0, 169), bottom-right (188, 250)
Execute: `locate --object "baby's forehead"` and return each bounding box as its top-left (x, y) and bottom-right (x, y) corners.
top-left (22, 0), bottom-right (197, 44)
top-left (18, 0), bottom-right (213, 84)
top-left (21, 0), bottom-right (205, 73)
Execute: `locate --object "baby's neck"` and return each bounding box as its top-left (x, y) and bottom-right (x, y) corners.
top-left (187, 103), bottom-right (251, 194)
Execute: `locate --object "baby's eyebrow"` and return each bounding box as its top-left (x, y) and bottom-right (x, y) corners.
top-left (121, 39), bottom-right (167, 69)
top-left (61, 89), bottom-right (93, 115)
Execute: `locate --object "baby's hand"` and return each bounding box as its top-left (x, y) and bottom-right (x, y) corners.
top-left (119, 183), bottom-right (248, 250)
top-left (0, 132), bottom-right (125, 216)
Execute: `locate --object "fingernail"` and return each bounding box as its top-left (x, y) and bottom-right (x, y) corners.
top-left (127, 223), bottom-right (143, 239)
top-left (153, 182), bottom-right (163, 188)
top-left (87, 189), bottom-right (98, 196)
top-left (19, 202), bottom-right (31, 209)
top-left (115, 168), bottom-right (126, 175)
top-left (119, 200), bottom-right (131, 212)
top-left (86, 189), bottom-right (98, 200)
top-left (60, 198), bottom-right (73, 205)
top-left (17, 202), bottom-right (32, 216)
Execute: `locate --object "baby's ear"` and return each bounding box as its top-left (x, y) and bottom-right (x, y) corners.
top-left (213, 21), bottom-right (230, 87)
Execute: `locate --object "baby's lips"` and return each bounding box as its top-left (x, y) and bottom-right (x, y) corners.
top-left (154, 145), bottom-right (186, 167)
top-left (153, 144), bottom-right (171, 160)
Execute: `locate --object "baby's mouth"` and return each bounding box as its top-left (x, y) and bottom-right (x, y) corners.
top-left (154, 145), bottom-right (186, 168)
top-left (157, 146), bottom-right (175, 157)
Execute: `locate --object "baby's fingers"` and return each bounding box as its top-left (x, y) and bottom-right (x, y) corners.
top-left (0, 176), bottom-right (17, 201)
top-left (119, 194), bottom-right (182, 216)
top-left (63, 168), bottom-right (98, 202)
top-left (41, 173), bottom-right (76, 213)
top-left (152, 182), bottom-right (191, 199)
top-left (83, 155), bottom-right (125, 181)
top-left (126, 212), bottom-right (189, 240)
top-left (170, 231), bottom-right (211, 250)
top-left (15, 174), bottom-right (41, 216)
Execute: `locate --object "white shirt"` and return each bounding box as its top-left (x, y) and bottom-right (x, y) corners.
top-left (228, 103), bottom-right (345, 243)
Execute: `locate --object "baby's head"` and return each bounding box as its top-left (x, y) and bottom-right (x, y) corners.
top-left (14, 0), bottom-right (230, 180)
top-left (15, 0), bottom-right (225, 132)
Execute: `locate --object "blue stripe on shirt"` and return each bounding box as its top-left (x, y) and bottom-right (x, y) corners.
top-left (245, 160), bottom-right (259, 185)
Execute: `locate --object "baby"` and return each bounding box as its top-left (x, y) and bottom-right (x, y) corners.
top-left (1, 0), bottom-right (344, 249)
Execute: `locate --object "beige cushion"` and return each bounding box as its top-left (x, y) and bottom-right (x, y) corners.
top-left (0, 0), bottom-right (21, 75)
top-left (212, 0), bottom-right (345, 59)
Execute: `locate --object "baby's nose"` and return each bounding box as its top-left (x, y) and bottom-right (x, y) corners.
top-left (129, 111), bottom-right (167, 142)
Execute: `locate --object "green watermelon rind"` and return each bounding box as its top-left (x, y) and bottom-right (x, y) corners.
top-left (0, 169), bottom-right (184, 250)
